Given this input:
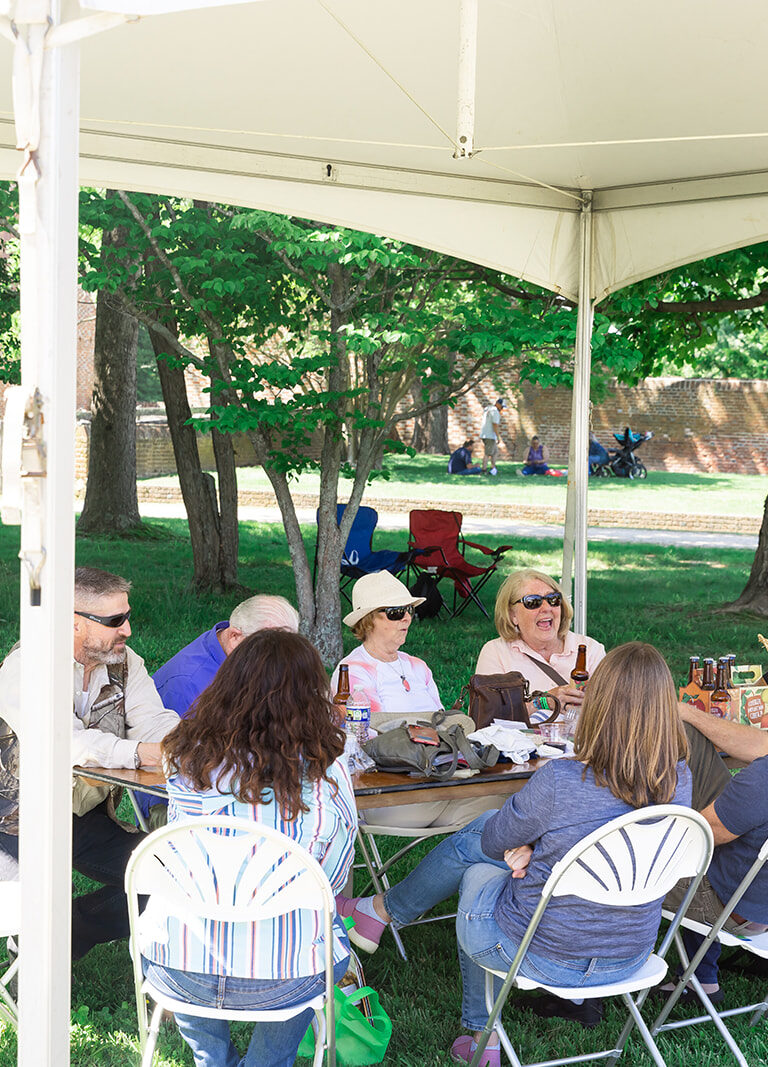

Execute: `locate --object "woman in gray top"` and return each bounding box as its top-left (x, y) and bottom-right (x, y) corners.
top-left (343, 642), bottom-right (692, 1066)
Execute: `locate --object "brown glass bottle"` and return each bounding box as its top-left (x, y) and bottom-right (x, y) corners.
top-left (687, 656), bottom-right (700, 686)
top-left (571, 644), bottom-right (589, 689)
top-left (700, 658), bottom-right (716, 691)
top-left (726, 654), bottom-right (736, 688)
top-left (710, 661), bottom-right (731, 718)
top-left (333, 664), bottom-right (351, 723)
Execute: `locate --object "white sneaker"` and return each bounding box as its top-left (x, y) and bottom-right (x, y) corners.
top-left (490, 467), bottom-right (498, 476)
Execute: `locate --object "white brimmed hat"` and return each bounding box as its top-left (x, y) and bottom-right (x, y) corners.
top-left (343, 571), bottom-right (425, 628)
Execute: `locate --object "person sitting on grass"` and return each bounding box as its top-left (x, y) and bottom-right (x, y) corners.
top-left (521, 435), bottom-right (550, 475)
top-left (139, 629), bottom-right (357, 1067)
top-left (447, 440), bottom-right (482, 476)
top-left (340, 642), bottom-right (692, 1066)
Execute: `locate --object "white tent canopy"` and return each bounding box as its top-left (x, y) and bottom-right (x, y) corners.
top-left (3, 0), bottom-right (768, 298)
top-left (2, 1), bottom-right (768, 1062)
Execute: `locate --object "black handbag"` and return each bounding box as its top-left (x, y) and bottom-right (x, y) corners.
top-left (362, 711), bottom-right (499, 780)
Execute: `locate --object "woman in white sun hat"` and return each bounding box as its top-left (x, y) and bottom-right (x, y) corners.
top-left (330, 571), bottom-right (500, 831)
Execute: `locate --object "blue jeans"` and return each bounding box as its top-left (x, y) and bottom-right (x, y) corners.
top-left (521, 464), bottom-right (549, 475)
top-left (383, 811), bottom-right (502, 926)
top-left (456, 865), bottom-right (651, 1031)
top-left (142, 935), bottom-right (349, 1067)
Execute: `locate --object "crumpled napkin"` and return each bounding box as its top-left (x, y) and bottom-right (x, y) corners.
top-left (466, 723), bottom-right (537, 764)
top-left (467, 722), bottom-right (574, 762)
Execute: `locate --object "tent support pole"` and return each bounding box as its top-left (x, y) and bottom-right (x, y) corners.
top-left (13, 2), bottom-right (79, 1063)
top-left (562, 192), bottom-right (593, 634)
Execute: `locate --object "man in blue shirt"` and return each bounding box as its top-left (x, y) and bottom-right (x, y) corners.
top-left (447, 440), bottom-right (482, 476)
top-left (140, 595), bottom-right (299, 826)
top-left (153, 594), bottom-right (299, 717)
top-left (663, 705), bottom-right (768, 1002)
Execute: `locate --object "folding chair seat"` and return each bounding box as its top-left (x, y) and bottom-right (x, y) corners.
top-left (469, 806), bottom-right (713, 1067)
top-left (406, 509), bottom-right (513, 619)
top-left (316, 504), bottom-right (418, 605)
top-left (125, 817), bottom-right (338, 1067)
top-left (355, 818), bottom-right (467, 962)
top-left (0, 882), bottom-right (19, 1030)
top-left (654, 837), bottom-right (768, 1067)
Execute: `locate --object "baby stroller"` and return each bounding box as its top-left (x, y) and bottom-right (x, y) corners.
top-left (603, 427), bottom-right (652, 479)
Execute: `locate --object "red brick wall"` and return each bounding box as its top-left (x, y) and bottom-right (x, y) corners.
top-left (439, 375), bottom-right (768, 475)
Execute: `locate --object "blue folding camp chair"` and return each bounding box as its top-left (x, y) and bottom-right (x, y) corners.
top-left (316, 504), bottom-right (419, 604)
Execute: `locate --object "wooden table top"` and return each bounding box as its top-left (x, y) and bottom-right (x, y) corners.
top-left (74, 757), bottom-right (546, 811)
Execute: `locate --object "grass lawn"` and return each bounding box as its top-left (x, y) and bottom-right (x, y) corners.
top-left (0, 516), bottom-right (766, 1064)
top-left (139, 455), bottom-right (768, 517)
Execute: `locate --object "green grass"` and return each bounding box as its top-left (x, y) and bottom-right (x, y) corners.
top-left (139, 454), bottom-right (768, 517)
top-left (0, 517), bottom-right (766, 1063)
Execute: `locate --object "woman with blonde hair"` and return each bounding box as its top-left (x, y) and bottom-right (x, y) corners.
top-left (476, 568), bottom-right (605, 715)
top-left (348, 643), bottom-right (691, 1065)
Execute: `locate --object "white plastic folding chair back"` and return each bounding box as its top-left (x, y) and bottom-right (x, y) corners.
top-left (548, 804), bottom-right (713, 905)
top-left (470, 805), bottom-right (713, 1067)
top-left (0, 881), bottom-right (20, 1029)
top-left (654, 834), bottom-right (768, 1067)
top-left (125, 817), bottom-right (337, 1067)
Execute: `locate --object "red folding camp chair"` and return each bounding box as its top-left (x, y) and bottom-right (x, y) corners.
top-left (406, 509), bottom-right (513, 619)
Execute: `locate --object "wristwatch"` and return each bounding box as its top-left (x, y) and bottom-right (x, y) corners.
top-left (133, 746), bottom-right (141, 769)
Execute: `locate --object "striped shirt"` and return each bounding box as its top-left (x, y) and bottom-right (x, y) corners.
top-left (138, 757), bottom-right (357, 979)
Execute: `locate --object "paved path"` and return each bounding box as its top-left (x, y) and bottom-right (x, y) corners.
top-left (138, 501), bottom-right (758, 551)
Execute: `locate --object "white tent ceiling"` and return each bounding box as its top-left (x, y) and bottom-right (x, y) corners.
top-left (3, 0), bottom-right (768, 300)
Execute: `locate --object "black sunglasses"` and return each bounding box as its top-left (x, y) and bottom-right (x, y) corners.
top-left (378, 605), bottom-right (415, 621)
top-left (513, 593), bottom-right (562, 610)
top-left (75, 609), bottom-right (131, 628)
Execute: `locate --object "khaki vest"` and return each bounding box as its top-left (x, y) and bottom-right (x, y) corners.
top-left (0, 652), bottom-right (129, 832)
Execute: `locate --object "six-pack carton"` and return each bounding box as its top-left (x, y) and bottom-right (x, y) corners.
top-left (678, 664), bottom-right (768, 727)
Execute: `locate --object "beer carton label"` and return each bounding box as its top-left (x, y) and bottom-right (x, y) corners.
top-left (740, 687), bottom-right (768, 729)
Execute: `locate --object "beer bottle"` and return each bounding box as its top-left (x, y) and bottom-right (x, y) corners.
top-left (710, 661), bottom-right (730, 718)
top-left (700, 658), bottom-right (716, 691)
top-left (333, 664), bottom-right (351, 722)
top-left (687, 656), bottom-right (700, 686)
top-left (726, 654), bottom-right (737, 688)
top-left (570, 645), bottom-right (589, 689)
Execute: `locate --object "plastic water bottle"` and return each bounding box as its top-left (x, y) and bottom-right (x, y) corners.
top-left (345, 685), bottom-right (371, 745)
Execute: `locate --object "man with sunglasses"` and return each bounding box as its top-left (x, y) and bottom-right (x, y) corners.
top-left (0, 566), bottom-right (179, 960)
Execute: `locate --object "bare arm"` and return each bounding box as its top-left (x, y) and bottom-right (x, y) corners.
top-left (678, 702), bottom-right (768, 763)
top-left (699, 800), bottom-right (739, 846)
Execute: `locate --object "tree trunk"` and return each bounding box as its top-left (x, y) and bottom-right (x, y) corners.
top-left (77, 275), bottom-right (141, 533)
top-left (409, 381), bottom-right (429, 451)
top-left (149, 323), bottom-right (239, 591)
top-left (724, 492), bottom-right (768, 614)
top-left (428, 403), bottom-right (449, 453)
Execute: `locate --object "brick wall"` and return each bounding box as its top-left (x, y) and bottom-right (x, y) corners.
top-left (439, 375), bottom-right (768, 475)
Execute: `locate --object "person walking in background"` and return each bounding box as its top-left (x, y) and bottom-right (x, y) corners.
top-left (521, 435), bottom-right (550, 475)
top-left (479, 398), bottom-right (506, 475)
top-left (448, 440), bottom-right (482, 475)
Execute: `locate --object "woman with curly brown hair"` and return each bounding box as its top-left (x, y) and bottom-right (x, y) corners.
top-left (139, 629), bottom-right (357, 1067)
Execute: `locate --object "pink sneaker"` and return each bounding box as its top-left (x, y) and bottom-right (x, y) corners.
top-left (335, 895), bottom-right (388, 954)
top-left (450, 1035), bottom-right (501, 1067)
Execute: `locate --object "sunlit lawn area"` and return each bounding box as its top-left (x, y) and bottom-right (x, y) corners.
top-left (0, 515), bottom-right (766, 1064)
top-left (139, 454), bottom-right (768, 518)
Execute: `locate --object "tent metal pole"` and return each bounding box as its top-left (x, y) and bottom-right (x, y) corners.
top-left (562, 193), bottom-right (593, 634)
top-left (12, 1), bottom-right (79, 1062)
top-left (455, 0), bottom-right (478, 158)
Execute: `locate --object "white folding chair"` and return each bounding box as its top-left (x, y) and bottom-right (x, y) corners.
top-left (654, 837), bottom-right (768, 1067)
top-left (125, 817), bottom-right (338, 1067)
top-left (469, 805), bottom-right (713, 1067)
top-left (356, 819), bottom-right (466, 960)
top-left (0, 882), bottom-right (20, 1029)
